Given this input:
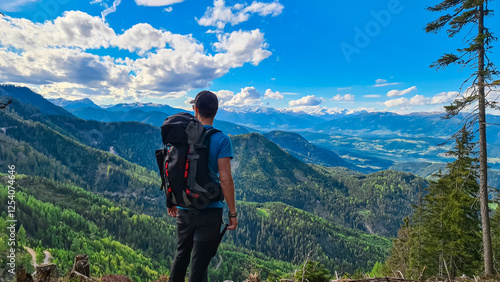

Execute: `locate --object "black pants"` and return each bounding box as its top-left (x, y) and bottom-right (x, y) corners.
top-left (169, 208), bottom-right (223, 282)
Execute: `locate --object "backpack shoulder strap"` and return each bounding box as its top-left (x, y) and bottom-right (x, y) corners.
top-left (205, 127), bottom-right (221, 136)
top-left (197, 127), bottom-right (220, 146)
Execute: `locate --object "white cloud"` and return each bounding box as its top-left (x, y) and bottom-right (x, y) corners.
top-left (431, 91), bottom-right (458, 104)
top-left (111, 23), bottom-right (173, 55)
top-left (374, 78), bottom-right (400, 87)
top-left (38, 82), bottom-right (104, 100)
top-left (384, 97), bottom-right (408, 108)
top-left (375, 82), bottom-right (400, 87)
top-left (332, 94), bottom-right (355, 102)
top-left (364, 94), bottom-right (381, 98)
top-left (384, 91), bottom-right (462, 108)
top-left (0, 11), bottom-right (116, 50)
top-left (101, 0), bottom-right (121, 21)
top-left (164, 7), bottom-right (173, 12)
top-left (409, 95), bottom-right (427, 106)
top-left (264, 89), bottom-right (283, 99)
top-left (213, 29), bottom-right (272, 67)
top-left (197, 0), bottom-right (284, 31)
top-left (0, 12), bottom-right (273, 100)
top-left (0, 47), bottom-right (122, 87)
top-left (486, 88), bottom-right (500, 102)
top-left (245, 1), bottom-right (284, 16)
top-left (384, 95), bottom-right (429, 108)
top-left (387, 86), bottom-right (417, 97)
top-left (224, 87), bottom-right (262, 106)
top-left (134, 0), bottom-right (184, 6)
top-left (181, 97), bottom-right (195, 110)
top-left (289, 95), bottom-right (324, 106)
top-left (345, 94), bottom-right (355, 101)
top-left (338, 87), bottom-right (352, 91)
top-left (214, 90), bottom-right (235, 105)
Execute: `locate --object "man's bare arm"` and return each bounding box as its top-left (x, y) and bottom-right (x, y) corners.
top-left (218, 157), bottom-right (238, 230)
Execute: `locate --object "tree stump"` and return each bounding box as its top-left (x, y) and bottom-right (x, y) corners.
top-left (16, 266), bottom-right (33, 282)
top-left (72, 254), bottom-right (90, 277)
top-left (35, 263), bottom-right (57, 282)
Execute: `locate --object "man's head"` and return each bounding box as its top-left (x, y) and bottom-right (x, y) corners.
top-left (190, 90), bottom-right (219, 120)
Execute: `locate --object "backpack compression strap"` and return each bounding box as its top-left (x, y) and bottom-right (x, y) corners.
top-left (204, 128), bottom-right (221, 181)
top-left (183, 127), bottom-right (221, 204)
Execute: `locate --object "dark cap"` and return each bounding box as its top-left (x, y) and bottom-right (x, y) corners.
top-left (190, 90), bottom-right (219, 118)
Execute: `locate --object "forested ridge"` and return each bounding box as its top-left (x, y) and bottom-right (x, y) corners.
top-left (231, 133), bottom-right (427, 237)
top-left (263, 130), bottom-right (355, 170)
top-left (0, 99), bottom-right (166, 216)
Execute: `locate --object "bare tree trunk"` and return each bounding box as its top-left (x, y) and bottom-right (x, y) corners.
top-left (478, 2), bottom-right (494, 275)
top-left (302, 251), bottom-right (312, 282)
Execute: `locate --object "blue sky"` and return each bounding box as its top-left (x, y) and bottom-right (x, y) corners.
top-left (0, 0), bottom-right (499, 115)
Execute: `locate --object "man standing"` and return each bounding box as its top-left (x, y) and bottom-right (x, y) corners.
top-left (168, 90), bottom-right (238, 282)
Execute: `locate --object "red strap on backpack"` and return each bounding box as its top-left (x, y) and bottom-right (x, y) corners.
top-left (184, 148), bottom-right (190, 179)
top-left (165, 147), bottom-right (172, 193)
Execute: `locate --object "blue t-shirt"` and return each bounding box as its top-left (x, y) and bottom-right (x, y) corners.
top-left (178, 125), bottom-right (233, 209)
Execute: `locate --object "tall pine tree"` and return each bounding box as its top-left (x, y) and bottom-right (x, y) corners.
top-left (425, 1), bottom-right (498, 274)
top-left (386, 130), bottom-right (482, 279)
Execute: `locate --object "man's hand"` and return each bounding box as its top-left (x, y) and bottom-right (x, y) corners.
top-left (168, 206), bottom-right (178, 217)
top-left (228, 216), bottom-right (238, 230)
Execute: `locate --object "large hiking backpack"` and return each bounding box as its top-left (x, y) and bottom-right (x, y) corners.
top-left (155, 112), bottom-right (223, 209)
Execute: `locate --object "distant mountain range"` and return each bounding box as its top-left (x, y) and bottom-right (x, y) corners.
top-left (46, 96), bottom-right (366, 131)
top-left (50, 97), bottom-right (101, 109)
top-left (42, 94), bottom-right (500, 141)
top-left (6, 84), bottom-right (498, 173)
top-left (4, 84), bottom-right (500, 172)
top-left (47, 98), bottom-right (256, 136)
